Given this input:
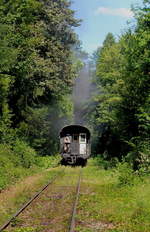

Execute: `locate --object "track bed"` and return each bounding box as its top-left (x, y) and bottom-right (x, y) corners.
top-left (2, 167), bottom-right (82, 232)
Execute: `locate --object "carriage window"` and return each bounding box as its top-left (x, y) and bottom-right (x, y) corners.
top-left (73, 134), bottom-right (78, 141)
top-left (80, 134), bottom-right (86, 142)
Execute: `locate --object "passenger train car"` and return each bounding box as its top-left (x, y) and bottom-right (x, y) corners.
top-left (59, 125), bottom-right (91, 166)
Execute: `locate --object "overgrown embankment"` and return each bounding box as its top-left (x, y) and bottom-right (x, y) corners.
top-left (76, 159), bottom-right (150, 232)
top-left (0, 142), bottom-right (60, 190)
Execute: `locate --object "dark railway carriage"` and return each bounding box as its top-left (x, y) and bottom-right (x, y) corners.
top-left (59, 125), bottom-right (91, 165)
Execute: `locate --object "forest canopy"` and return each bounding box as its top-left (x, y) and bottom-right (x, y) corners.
top-left (0, 0), bottom-right (81, 149)
top-left (0, 0), bottom-right (82, 189)
top-left (90, 0), bottom-right (150, 170)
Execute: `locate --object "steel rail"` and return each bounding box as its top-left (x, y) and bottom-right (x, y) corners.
top-left (0, 170), bottom-right (64, 231)
top-left (68, 168), bottom-right (82, 232)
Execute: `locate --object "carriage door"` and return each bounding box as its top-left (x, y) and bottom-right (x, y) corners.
top-left (79, 133), bottom-right (86, 155)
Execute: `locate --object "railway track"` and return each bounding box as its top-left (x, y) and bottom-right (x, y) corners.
top-left (0, 167), bottom-right (82, 232)
top-left (68, 168), bottom-right (82, 232)
top-left (0, 170), bottom-right (64, 232)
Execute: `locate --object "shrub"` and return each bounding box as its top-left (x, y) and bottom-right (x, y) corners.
top-left (0, 140), bottom-right (59, 190)
top-left (13, 139), bottom-right (37, 168)
top-left (0, 142), bottom-right (37, 190)
top-left (125, 138), bottom-right (150, 172)
top-left (36, 155), bottom-right (60, 169)
top-left (138, 141), bottom-right (150, 175)
top-left (116, 162), bottom-right (136, 186)
top-left (92, 156), bottom-right (119, 169)
top-left (0, 144), bottom-right (15, 189)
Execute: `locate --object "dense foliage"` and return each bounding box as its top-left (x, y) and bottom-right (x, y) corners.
top-left (90, 0), bottom-right (150, 170)
top-left (0, 0), bottom-right (81, 188)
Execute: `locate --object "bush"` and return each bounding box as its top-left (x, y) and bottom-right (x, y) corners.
top-left (36, 155), bottom-right (60, 169)
top-left (125, 138), bottom-right (150, 172)
top-left (13, 139), bottom-right (37, 168)
top-left (0, 141), bottom-right (37, 190)
top-left (92, 156), bottom-right (119, 169)
top-left (116, 162), bottom-right (135, 186)
top-left (137, 141), bottom-right (150, 174)
top-left (0, 139), bottom-right (60, 190)
top-left (0, 144), bottom-right (14, 189)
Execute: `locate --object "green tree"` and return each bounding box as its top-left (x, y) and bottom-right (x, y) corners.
top-left (90, 0), bottom-right (150, 166)
top-left (0, 0), bottom-right (80, 154)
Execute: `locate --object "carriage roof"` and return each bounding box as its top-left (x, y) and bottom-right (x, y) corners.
top-left (59, 125), bottom-right (90, 139)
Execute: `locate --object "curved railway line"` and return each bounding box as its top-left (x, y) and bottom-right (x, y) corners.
top-left (0, 167), bottom-right (82, 232)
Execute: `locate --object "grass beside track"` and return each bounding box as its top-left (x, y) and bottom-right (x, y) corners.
top-left (76, 159), bottom-right (150, 232)
top-left (0, 166), bottom-right (64, 227)
top-left (1, 159), bottom-right (150, 232)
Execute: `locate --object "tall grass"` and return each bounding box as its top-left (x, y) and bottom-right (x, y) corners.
top-left (76, 158), bottom-right (150, 232)
top-left (0, 141), bottom-right (60, 190)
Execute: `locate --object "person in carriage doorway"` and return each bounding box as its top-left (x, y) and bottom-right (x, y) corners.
top-left (63, 134), bottom-right (71, 153)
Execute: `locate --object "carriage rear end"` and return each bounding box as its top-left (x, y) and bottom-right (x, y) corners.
top-left (59, 125), bottom-right (91, 166)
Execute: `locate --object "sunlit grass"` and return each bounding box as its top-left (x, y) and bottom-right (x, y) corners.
top-left (76, 159), bottom-right (150, 232)
top-left (1, 158), bottom-right (150, 231)
top-left (0, 166), bottom-right (63, 227)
